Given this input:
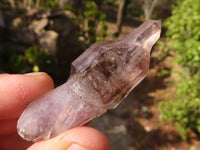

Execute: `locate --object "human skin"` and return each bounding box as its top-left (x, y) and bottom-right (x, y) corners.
top-left (0, 73), bottom-right (110, 150)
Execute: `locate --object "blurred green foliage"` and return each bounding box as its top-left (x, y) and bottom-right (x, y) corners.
top-left (127, 3), bottom-right (143, 18)
top-left (159, 0), bottom-right (200, 140)
top-left (0, 47), bottom-right (30, 73)
top-left (45, 0), bottom-right (58, 8)
top-left (63, 4), bottom-right (72, 11)
top-left (0, 0), bottom-right (56, 9)
top-left (25, 46), bottom-right (51, 72)
top-left (164, 0), bottom-right (200, 71)
top-left (82, 1), bottom-right (108, 44)
top-left (0, 46), bottom-right (50, 73)
top-left (104, 0), bottom-right (116, 5)
top-left (160, 73), bottom-right (200, 140)
top-left (156, 69), bottom-right (171, 78)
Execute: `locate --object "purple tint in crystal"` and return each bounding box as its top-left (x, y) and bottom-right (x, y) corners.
top-left (17, 20), bottom-right (161, 141)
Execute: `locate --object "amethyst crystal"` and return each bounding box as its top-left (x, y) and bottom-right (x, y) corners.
top-left (17, 20), bottom-right (161, 141)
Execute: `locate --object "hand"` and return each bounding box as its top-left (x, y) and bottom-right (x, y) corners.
top-left (0, 73), bottom-right (110, 150)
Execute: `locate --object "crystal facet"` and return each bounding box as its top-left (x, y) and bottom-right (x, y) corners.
top-left (17, 20), bottom-right (161, 141)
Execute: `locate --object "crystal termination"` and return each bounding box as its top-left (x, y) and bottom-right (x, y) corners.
top-left (17, 20), bottom-right (161, 141)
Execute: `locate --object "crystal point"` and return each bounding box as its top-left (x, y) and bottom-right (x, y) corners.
top-left (17, 20), bottom-right (161, 141)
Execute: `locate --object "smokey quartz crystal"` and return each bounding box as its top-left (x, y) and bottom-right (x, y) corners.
top-left (17, 20), bottom-right (161, 141)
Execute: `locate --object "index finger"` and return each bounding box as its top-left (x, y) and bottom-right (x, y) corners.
top-left (0, 73), bottom-right (54, 120)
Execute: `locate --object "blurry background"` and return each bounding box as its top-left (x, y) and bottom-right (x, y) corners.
top-left (0, 0), bottom-right (200, 149)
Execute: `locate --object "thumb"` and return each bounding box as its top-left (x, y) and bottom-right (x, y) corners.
top-left (28, 126), bottom-right (111, 150)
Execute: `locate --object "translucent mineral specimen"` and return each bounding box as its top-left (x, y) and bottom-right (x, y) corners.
top-left (17, 20), bottom-right (161, 141)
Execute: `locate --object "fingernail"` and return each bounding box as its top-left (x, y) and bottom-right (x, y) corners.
top-left (67, 144), bottom-right (92, 150)
top-left (24, 72), bottom-right (49, 81)
top-left (25, 72), bottom-right (47, 76)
